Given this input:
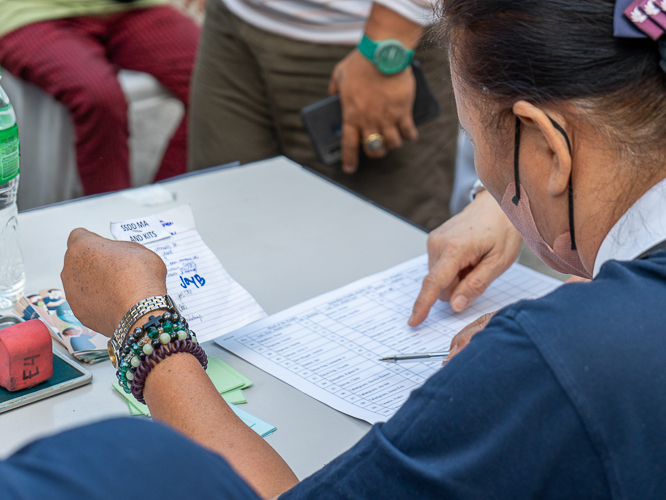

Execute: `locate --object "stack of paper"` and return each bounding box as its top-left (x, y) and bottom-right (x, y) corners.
top-left (14, 289), bottom-right (109, 364)
top-left (112, 357), bottom-right (276, 438)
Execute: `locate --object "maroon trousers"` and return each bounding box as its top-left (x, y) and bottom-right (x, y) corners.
top-left (0, 6), bottom-right (200, 195)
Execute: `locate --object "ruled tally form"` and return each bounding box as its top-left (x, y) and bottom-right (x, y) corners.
top-left (111, 205), bottom-right (266, 343)
top-left (216, 255), bottom-right (561, 424)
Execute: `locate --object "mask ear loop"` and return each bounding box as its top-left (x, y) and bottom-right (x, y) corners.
top-left (511, 113), bottom-right (577, 251)
top-left (546, 117), bottom-right (576, 251)
top-left (511, 116), bottom-right (521, 205)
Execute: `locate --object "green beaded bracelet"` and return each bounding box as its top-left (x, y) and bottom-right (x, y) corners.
top-left (116, 311), bottom-right (199, 394)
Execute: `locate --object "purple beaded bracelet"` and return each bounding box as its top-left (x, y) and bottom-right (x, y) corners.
top-left (130, 340), bottom-right (208, 404)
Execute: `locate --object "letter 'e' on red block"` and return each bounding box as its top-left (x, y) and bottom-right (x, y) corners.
top-left (0, 319), bottom-right (53, 392)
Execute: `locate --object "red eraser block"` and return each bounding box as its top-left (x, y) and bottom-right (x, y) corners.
top-left (0, 319), bottom-right (53, 392)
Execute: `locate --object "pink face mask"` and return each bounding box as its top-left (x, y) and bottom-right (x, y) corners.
top-left (501, 182), bottom-right (591, 278)
top-left (498, 116), bottom-right (592, 279)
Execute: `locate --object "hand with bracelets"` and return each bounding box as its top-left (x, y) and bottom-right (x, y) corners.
top-left (61, 229), bottom-right (208, 403)
top-left (61, 228), bottom-right (299, 498)
top-left (117, 309), bottom-right (207, 404)
top-left (61, 228), bottom-right (169, 335)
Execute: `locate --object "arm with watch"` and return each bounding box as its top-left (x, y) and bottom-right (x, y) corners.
top-left (328, 3), bottom-right (423, 174)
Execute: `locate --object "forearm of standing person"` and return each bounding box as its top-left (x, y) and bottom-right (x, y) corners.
top-left (329, 3), bottom-right (423, 173)
top-left (364, 2), bottom-right (423, 47)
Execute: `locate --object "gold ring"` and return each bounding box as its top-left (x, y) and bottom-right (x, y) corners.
top-left (363, 133), bottom-right (385, 152)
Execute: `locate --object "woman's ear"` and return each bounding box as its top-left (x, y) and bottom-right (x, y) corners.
top-left (512, 100), bottom-right (571, 198)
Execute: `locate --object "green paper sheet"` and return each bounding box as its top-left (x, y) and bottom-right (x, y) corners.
top-left (127, 401), bottom-right (146, 416)
top-left (112, 358), bottom-right (253, 417)
top-left (112, 383), bottom-right (273, 436)
top-left (119, 386), bottom-right (246, 413)
top-left (221, 389), bottom-right (247, 404)
top-left (208, 357), bottom-right (253, 389)
top-left (205, 360), bottom-right (245, 393)
top-left (113, 382), bottom-right (150, 416)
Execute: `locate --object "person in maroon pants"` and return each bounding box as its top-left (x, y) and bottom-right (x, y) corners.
top-left (0, 3), bottom-right (200, 195)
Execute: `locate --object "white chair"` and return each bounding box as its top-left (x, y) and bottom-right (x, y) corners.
top-left (1, 69), bottom-right (184, 210)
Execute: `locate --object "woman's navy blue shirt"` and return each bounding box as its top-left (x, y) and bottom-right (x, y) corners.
top-left (3, 252), bottom-right (666, 499)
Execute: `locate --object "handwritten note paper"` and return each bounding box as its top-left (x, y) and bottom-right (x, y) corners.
top-left (216, 255), bottom-right (562, 424)
top-left (110, 214), bottom-right (170, 244)
top-left (111, 205), bottom-right (266, 342)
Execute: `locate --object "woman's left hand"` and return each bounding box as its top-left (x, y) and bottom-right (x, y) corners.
top-left (60, 228), bottom-right (167, 336)
top-left (446, 312), bottom-right (496, 364)
top-left (445, 275), bottom-right (591, 363)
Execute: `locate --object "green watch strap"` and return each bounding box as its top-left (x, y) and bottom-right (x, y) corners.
top-left (358, 34), bottom-right (414, 75)
top-left (358, 34), bottom-right (379, 61)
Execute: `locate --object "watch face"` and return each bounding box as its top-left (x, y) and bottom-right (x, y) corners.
top-left (374, 40), bottom-right (410, 74)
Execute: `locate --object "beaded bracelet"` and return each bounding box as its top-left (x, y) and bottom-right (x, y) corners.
top-left (116, 311), bottom-right (205, 397)
top-left (130, 340), bottom-right (208, 404)
top-left (116, 311), bottom-right (190, 365)
top-left (108, 295), bottom-right (176, 368)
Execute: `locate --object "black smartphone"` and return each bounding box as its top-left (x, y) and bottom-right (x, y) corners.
top-left (300, 59), bottom-right (441, 166)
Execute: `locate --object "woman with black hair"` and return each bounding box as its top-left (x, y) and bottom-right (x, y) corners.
top-left (2, 1), bottom-right (666, 498)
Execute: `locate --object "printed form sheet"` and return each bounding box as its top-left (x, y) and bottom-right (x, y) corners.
top-left (216, 255), bottom-right (561, 424)
top-left (111, 205), bottom-right (266, 343)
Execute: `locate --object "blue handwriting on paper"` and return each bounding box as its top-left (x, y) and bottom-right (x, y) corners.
top-left (158, 220), bottom-right (177, 236)
top-left (180, 274), bottom-right (206, 289)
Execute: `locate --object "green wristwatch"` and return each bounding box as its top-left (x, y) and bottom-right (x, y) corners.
top-left (358, 34), bottom-right (414, 74)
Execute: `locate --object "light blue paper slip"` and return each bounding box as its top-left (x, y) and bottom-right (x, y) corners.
top-left (228, 403), bottom-right (277, 438)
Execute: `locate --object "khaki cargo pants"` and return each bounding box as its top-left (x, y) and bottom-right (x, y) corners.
top-left (189, 0), bottom-right (458, 230)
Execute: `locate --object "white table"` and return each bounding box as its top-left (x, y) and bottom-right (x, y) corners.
top-left (0, 157), bottom-right (427, 479)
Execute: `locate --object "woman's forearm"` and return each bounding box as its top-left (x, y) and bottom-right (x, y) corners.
top-left (144, 353), bottom-right (299, 499)
top-left (60, 230), bottom-right (298, 498)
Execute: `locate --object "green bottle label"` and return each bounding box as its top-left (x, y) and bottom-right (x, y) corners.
top-left (0, 124), bottom-right (19, 184)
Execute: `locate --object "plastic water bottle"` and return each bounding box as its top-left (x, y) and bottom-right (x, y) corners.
top-left (0, 72), bottom-right (24, 308)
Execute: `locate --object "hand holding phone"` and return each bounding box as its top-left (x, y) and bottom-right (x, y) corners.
top-left (301, 60), bottom-right (440, 167)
